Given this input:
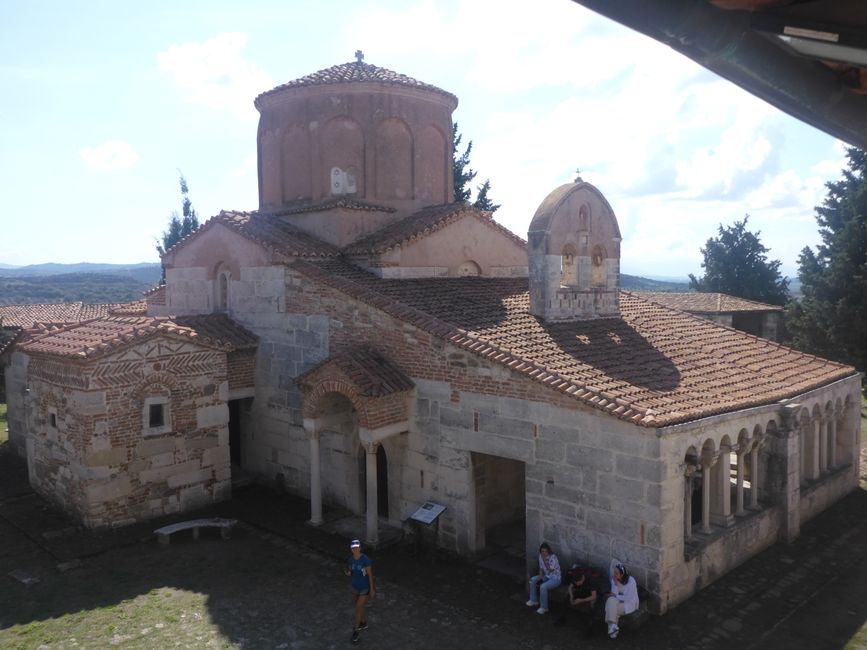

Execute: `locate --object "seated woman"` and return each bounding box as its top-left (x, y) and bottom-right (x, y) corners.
top-left (604, 563), bottom-right (639, 639)
top-left (526, 542), bottom-right (561, 614)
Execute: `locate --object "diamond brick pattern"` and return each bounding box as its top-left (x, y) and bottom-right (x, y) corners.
top-left (292, 260), bottom-right (856, 427)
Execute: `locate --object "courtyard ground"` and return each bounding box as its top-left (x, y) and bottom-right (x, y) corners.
top-left (1, 429), bottom-right (867, 649)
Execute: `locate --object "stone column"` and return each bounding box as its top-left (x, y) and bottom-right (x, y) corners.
top-left (735, 444), bottom-right (746, 516)
top-left (780, 404), bottom-right (802, 543)
top-left (819, 418), bottom-right (828, 474)
top-left (365, 443), bottom-right (379, 546)
top-left (701, 451), bottom-right (717, 534)
top-left (749, 441), bottom-right (760, 509)
top-left (810, 419), bottom-right (821, 480)
top-left (306, 419), bottom-right (323, 526)
top-left (711, 445), bottom-right (734, 527)
top-left (828, 416), bottom-right (837, 469)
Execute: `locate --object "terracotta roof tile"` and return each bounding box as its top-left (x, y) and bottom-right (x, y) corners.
top-left (166, 210), bottom-right (340, 260)
top-left (291, 260), bottom-right (855, 427)
top-left (298, 344), bottom-right (414, 398)
top-left (344, 202), bottom-right (527, 256)
top-left (0, 302), bottom-right (141, 328)
top-left (19, 314), bottom-right (257, 360)
top-left (255, 60), bottom-right (457, 109)
top-left (637, 292), bottom-right (783, 313)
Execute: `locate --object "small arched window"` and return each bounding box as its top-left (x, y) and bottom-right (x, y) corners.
top-left (560, 244), bottom-right (577, 286)
top-left (215, 263), bottom-right (231, 312)
top-left (457, 260), bottom-right (481, 277)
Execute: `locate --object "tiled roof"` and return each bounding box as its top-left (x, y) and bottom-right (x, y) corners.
top-left (0, 301), bottom-right (150, 328)
top-left (173, 314), bottom-right (259, 350)
top-left (291, 260), bottom-right (855, 427)
top-left (344, 203), bottom-right (527, 256)
top-left (637, 292), bottom-right (783, 314)
top-left (166, 210), bottom-right (340, 260)
top-left (18, 314), bottom-right (257, 360)
top-left (298, 345), bottom-right (415, 398)
top-left (255, 60), bottom-right (458, 109)
top-left (144, 284), bottom-right (166, 306)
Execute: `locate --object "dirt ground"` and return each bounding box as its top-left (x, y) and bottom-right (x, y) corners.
top-left (1, 442), bottom-right (867, 649)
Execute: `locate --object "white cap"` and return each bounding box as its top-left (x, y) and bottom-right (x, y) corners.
top-left (350, 539), bottom-right (361, 548)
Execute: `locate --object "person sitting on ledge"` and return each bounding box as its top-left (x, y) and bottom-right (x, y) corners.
top-left (526, 542), bottom-right (561, 615)
top-left (567, 569), bottom-right (598, 615)
top-left (605, 562), bottom-right (638, 639)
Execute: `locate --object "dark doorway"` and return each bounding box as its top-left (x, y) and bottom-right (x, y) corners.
top-left (228, 399), bottom-right (242, 465)
top-left (377, 445), bottom-right (389, 519)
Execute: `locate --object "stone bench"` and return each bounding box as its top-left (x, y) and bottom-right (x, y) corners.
top-left (154, 517), bottom-right (237, 546)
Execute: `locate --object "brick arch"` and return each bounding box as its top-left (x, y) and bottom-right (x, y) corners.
top-left (130, 371), bottom-right (181, 404)
top-left (302, 379), bottom-right (370, 428)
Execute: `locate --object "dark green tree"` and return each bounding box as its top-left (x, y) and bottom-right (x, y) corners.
top-left (473, 179), bottom-right (501, 213)
top-left (787, 147), bottom-right (867, 376)
top-left (453, 123), bottom-right (477, 203)
top-left (156, 174), bottom-right (200, 282)
top-left (688, 216), bottom-right (789, 305)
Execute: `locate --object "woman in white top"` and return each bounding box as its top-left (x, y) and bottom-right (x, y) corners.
top-left (605, 563), bottom-right (639, 639)
top-left (526, 542), bottom-right (561, 614)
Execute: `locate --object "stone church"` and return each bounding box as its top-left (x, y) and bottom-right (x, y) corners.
top-left (4, 56), bottom-right (861, 613)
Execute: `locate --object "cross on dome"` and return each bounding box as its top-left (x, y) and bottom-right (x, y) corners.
top-left (355, 50), bottom-right (364, 63)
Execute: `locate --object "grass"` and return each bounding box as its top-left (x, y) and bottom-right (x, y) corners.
top-left (0, 401), bottom-right (7, 445)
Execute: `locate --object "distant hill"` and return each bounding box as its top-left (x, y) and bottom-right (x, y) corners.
top-left (0, 268), bottom-right (159, 305)
top-left (0, 262), bottom-right (161, 285)
top-left (621, 274), bottom-right (690, 292)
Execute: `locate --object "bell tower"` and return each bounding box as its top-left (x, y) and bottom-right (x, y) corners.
top-left (527, 177), bottom-right (621, 321)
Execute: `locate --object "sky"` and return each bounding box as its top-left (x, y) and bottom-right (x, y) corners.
top-left (0, 0), bottom-right (851, 279)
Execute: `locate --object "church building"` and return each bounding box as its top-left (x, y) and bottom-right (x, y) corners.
top-left (4, 55), bottom-right (861, 613)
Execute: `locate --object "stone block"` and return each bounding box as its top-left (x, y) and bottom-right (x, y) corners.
top-left (196, 403), bottom-right (229, 429)
top-left (439, 406), bottom-right (473, 430)
top-left (167, 468), bottom-right (212, 489)
top-left (186, 435), bottom-right (219, 451)
top-left (84, 447), bottom-right (127, 467)
top-left (137, 437), bottom-right (176, 457)
top-left (535, 439), bottom-right (565, 463)
top-left (587, 509), bottom-right (640, 539)
top-left (615, 454), bottom-right (664, 482)
top-left (566, 445), bottom-right (614, 472)
top-left (479, 414), bottom-right (534, 440)
top-left (84, 476), bottom-right (132, 504)
top-left (140, 459), bottom-right (199, 483)
top-left (539, 424), bottom-right (580, 444)
top-left (545, 481), bottom-right (583, 504)
top-left (179, 484), bottom-right (208, 510)
top-left (598, 474), bottom-right (647, 502)
top-left (201, 445), bottom-right (230, 468)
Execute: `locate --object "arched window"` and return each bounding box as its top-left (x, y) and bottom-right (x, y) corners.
top-left (560, 244), bottom-right (577, 286)
top-left (457, 260), bottom-right (481, 277)
top-left (215, 263), bottom-right (231, 312)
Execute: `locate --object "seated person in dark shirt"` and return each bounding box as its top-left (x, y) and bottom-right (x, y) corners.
top-left (566, 569), bottom-right (598, 614)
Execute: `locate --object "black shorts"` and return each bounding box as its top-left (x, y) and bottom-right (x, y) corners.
top-left (351, 587), bottom-right (370, 596)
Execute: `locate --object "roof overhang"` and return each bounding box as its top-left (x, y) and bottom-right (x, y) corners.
top-left (572, 0), bottom-right (867, 148)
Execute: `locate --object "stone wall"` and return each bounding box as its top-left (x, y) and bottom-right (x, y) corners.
top-left (24, 338), bottom-right (232, 528)
top-left (4, 351), bottom-right (29, 457)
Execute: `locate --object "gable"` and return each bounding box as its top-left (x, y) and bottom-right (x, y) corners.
top-left (167, 221), bottom-right (271, 277)
top-left (377, 212), bottom-right (528, 277)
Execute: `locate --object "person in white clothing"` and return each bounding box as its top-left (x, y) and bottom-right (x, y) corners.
top-left (604, 563), bottom-right (638, 639)
top-left (526, 542), bottom-right (561, 614)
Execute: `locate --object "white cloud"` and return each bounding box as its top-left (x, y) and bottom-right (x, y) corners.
top-left (79, 140), bottom-right (139, 171)
top-left (157, 32), bottom-right (273, 121)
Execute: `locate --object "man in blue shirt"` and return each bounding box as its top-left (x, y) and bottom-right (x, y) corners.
top-left (344, 539), bottom-right (375, 643)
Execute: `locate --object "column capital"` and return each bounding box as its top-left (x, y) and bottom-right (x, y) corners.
top-left (303, 417), bottom-right (318, 437)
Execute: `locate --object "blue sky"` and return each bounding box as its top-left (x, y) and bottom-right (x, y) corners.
top-left (0, 0), bottom-right (849, 279)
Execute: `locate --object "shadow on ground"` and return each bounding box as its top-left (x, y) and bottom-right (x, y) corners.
top-left (3, 441), bottom-right (867, 649)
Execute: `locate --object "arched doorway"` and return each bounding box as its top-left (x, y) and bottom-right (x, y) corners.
top-left (317, 393), bottom-right (363, 514)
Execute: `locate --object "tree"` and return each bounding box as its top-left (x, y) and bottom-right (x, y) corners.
top-left (787, 147), bottom-right (867, 376)
top-left (688, 216), bottom-right (789, 305)
top-left (452, 123), bottom-right (500, 213)
top-left (156, 174), bottom-right (200, 282)
top-left (473, 179), bottom-right (501, 212)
